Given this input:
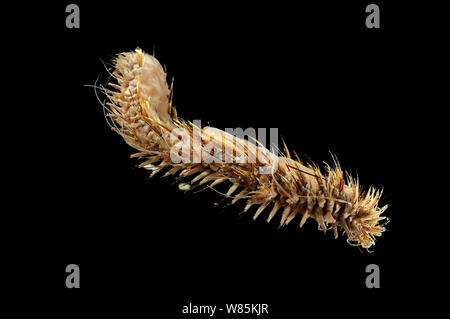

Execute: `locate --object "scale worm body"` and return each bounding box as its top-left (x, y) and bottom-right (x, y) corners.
top-left (101, 48), bottom-right (388, 249)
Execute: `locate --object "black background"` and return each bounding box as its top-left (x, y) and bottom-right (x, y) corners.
top-left (4, 0), bottom-right (444, 316)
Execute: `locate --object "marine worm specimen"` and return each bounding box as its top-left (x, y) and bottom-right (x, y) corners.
top-left (100, 48), bottom-right (388, 249)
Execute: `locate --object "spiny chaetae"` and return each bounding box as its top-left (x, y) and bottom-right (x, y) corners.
top-left (98, 48), bottom-right (388, 250)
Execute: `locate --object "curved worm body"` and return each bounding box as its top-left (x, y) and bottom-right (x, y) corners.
top-left (101, 48), bottom-right (388, 249)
